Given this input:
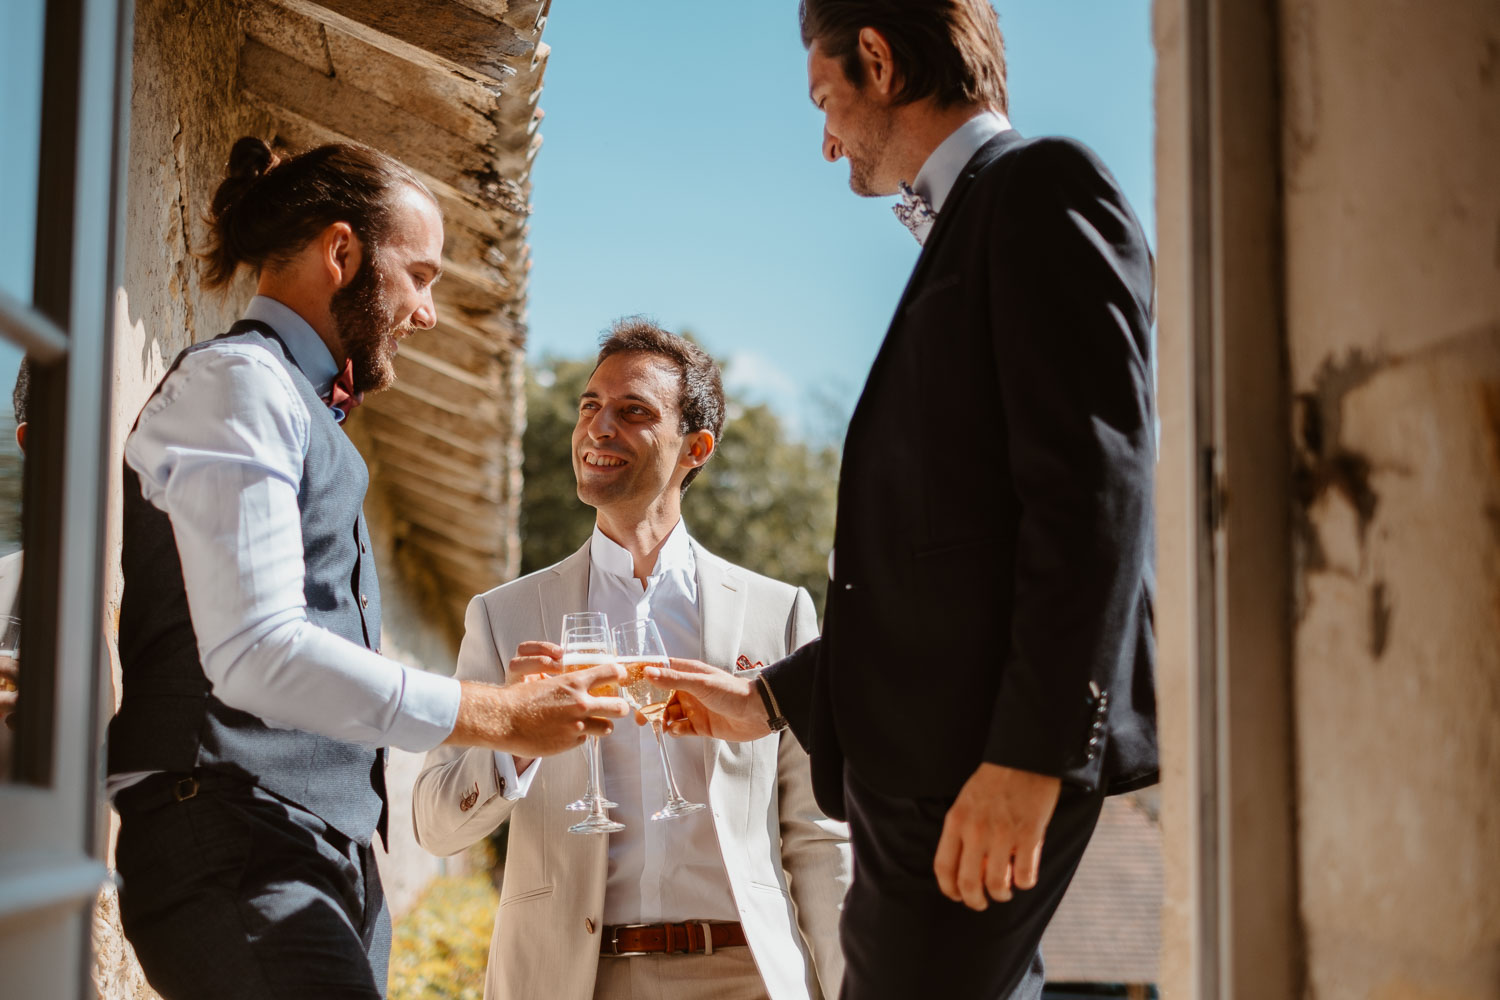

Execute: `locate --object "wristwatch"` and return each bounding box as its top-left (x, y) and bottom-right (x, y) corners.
top-left (752, 672), bottom-right (789, 734)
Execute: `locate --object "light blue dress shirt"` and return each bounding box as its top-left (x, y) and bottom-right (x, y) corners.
top-left (115, 296), bottom-right (460, 792)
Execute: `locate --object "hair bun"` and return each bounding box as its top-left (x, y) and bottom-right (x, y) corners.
top-left (226, 136), bottom-right (278, 183)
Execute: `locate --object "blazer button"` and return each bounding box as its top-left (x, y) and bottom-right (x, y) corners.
top-left (585, 918), bottom-right (596, 934)
top-left (360, 594), bottom-right (369, 609)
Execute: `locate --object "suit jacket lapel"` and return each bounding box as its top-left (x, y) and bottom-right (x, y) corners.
top-left (848, 129), bottom-right (1026, 436)
top-left (537, 540), bottom-right (592, 643)
top-left (695, 545), bottom-right (749, 788)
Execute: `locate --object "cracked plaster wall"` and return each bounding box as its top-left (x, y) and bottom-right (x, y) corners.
top-left (1284, 1), bottom-right (1500, 997)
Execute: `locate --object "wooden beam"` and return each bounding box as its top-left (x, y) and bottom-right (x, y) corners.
top-left (271, 0), bottom-right (535, 87)
top-left (366, 383), bottom-right (504, 439)
top-left (389, 493), bottom-right (507, 550)
top-left (364, 412), bottom-right (502, 468)
top-left (245, 2), bottom-right (506, 147)
top-left (373, 442), bottom-right (505, 504)
top-left (360, 406), bottom-right (493, 461)
top-left (239, 38), bottom-right (504, 208)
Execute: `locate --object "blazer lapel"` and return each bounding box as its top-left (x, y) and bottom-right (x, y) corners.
top-left (848, 129), bottom-right (1026, 437)
top-left (695, 545), bottom-right (750, 789)
top-left (537, 540), bottom-right (592, 643)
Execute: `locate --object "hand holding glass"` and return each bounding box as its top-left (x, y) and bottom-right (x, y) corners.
top-left (613, 618), bottom-right (707, 820)
top-left (562, 623), bottom-right (625, 835)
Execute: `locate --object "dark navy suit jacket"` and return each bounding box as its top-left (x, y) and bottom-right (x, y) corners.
top-left (766, 131), bottom-right (1159, 820)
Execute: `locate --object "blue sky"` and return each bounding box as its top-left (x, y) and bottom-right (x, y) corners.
top-left (524, 0), bottom-right (1155, 435)
top-left (0, 2), bottom-right (1155, 433)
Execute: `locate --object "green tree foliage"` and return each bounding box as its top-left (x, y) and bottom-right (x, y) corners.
top-left (520, 354), bottom-right (840, 610)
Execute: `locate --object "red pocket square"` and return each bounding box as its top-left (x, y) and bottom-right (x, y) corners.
top-left (735, 655), bottom-right (764, 672)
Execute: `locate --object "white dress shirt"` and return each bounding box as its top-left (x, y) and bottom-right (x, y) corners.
top-left (111, 296), bottom-right (460, 795)
top-left (494, 520), bottom-right (739, 924)
top-left (905, 108), bottom-right (1013, 244)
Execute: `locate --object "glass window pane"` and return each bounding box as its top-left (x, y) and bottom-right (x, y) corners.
top-left (0, 0), bottom-right (47, 304)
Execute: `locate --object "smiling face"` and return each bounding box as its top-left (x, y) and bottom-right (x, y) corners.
top-left (572, 351), bottom-right (710, 523)
top-left (331, 184), bottom-right (444, 394)
top-left (808, 38), bottom-right (898, 197)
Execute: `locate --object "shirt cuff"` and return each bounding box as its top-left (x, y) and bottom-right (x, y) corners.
top-left (492, 752), bottom-right (540, 801)
top-left (385, 669), bottom-right (462, 752)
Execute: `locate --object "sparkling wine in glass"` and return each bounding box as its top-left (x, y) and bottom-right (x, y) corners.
top-left (562, 624), bottom-right (624, 835)
top-left (559, 613), bottom-right (614, 812)
top-left (612, 618), bottom-right (707, 821)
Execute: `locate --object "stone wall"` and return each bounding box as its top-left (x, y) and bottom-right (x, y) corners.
top-left (1280, 1), bottom-right (1500, 996)
top-left (1154, 0), bottom-right (1500, 997)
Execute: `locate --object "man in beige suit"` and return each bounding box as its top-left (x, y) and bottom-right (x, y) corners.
top-left (413, 319), bottom-right (850, 1000)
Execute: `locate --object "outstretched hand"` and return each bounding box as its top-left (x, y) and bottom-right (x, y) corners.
top-left (446, 664), bottom-right (630, 758)
top-left (933, 763), bottom-right (1062, 911)
top-left (644, 658), bottom-right (769, 742)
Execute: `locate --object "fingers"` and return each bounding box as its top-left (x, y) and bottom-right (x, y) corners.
top-left (954, 823), bottom-right (992, 910)
top-left (516, 640), bottom-right (562, 659)
top-left (933, 810), bottom-right (964, 903)
top-left (665, 692), bottom-right (712, 737)
top-left (570, 663), bottom-right (628, 691)
top-left (1012, 833), bottom-right (1044, 891)
top-left (508, 654), bottom-right (558, 679)
top-left (645, 658), bottom-right (716, 687)
top-left (578, 716), bottom-right (616, 738)
top-left (647, 670), bottom-right (720, 702)
top-left (985, 852), bottom-right (1014, 905)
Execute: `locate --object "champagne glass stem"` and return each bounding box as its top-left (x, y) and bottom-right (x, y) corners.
top-left (587, 737), bottom-right (610, 822)
top-left (650, 721), bottom-right (705, 819)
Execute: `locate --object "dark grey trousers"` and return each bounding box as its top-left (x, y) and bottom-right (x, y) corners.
top-left (837, 766), bottom-right (1105, 1000)
top-left (115, 779), bottom-right (390, 1000)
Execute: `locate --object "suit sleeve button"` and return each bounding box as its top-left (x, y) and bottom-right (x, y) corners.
top-left (360, 594), bottom-right (370, 609)
top-left (585, 918), bottom-right (596, 934)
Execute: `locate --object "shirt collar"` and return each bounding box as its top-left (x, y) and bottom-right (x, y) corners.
top-left (589, 519), bottom-right (695, 583)
top-left (242, 295), bottom-right (341, 397)
top-left (912, 109), bottom-right (1012, 214)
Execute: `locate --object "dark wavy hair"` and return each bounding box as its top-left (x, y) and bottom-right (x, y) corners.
top-left (595, 318), bottom-right (726, 492)
top-left (799, 0), bottom-right (1008, 112)
top-left (200, 136), bottom-right (435, 288)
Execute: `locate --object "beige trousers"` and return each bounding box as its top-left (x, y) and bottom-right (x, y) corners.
top-left (591, 947), bottom-right (770, 1000)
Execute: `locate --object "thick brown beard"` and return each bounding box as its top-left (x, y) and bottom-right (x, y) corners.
top-left (330, 251), bottom-right (409, 395)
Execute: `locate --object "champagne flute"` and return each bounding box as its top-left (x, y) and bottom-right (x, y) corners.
top-left (612, 618), bottom-right (707, 821)
top-left (560, 613), bottom-right (614, 811)
top-left (562, 625), bottom-right (625, 835)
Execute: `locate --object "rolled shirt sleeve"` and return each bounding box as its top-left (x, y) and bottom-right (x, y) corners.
top-left (125, 344), bottom-right (460, 752)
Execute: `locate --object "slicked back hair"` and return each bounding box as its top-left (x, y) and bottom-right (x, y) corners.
top-left (595, 318), bottom-right (726, 492)
top-left (201, 136), bottom-right (435, 289)
top-left (799, 0), bottom-right (1008, 113)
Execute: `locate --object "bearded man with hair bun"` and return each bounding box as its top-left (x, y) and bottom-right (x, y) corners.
top-left (108, 137), bottom-right (630, 1000)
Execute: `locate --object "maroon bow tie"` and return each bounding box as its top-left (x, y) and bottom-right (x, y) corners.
top-left (324, 358), bottom-right (363, 422)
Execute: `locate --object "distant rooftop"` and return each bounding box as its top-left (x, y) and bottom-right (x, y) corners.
top-left (1042, 794), bottom-right (1163, 985)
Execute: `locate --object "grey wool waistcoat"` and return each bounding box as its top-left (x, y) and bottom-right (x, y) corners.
top-left (109, 321), bottom-right (387, 845)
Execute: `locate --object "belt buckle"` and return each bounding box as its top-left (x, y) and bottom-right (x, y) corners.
top-left (607, 922), bottom-right (654, 958)
top-left (172, 776), bottom-right (199, 802)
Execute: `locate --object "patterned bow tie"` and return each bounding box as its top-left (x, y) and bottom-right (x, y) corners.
top-left (893, 181), bottom-right (936, 245)
top-left (323, 358), bottom-right (363, 423)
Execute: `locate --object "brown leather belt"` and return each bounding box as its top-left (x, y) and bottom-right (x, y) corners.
top-left (600, 921), bottom-right (747, 956)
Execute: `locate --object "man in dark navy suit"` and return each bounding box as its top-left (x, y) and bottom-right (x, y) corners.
top-left (654, 2), bottom-right (1158, 997)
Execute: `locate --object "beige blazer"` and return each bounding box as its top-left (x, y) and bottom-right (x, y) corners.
top-left (412, 540), bottom-right (851, 1000)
